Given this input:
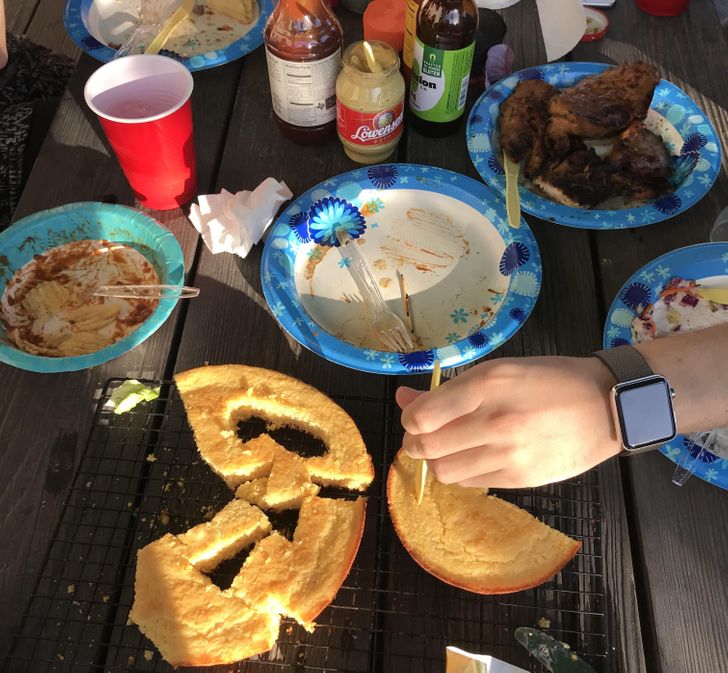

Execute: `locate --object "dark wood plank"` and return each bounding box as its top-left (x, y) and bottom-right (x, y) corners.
top-left (0, 55), bottom-right (244, 658)
top-left (575, 1), bottom-right (728, 671)
top-left (4, 0), bottom-right (39, 35)
top-left (9, 0), bottom-right (80, 59)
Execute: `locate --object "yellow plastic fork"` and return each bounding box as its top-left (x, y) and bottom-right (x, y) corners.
top-left (145, 0), bottom-right (194, 55)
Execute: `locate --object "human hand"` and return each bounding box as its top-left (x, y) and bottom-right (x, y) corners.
top-left (396, 356), bottom-right (622, 489)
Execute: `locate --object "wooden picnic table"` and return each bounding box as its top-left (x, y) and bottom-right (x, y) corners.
top-left (1, 1), bottom-right (727, 672)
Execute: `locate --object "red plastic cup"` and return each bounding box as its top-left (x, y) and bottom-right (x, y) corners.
top-left (636, 0), bottom-right (689, 16)
top-left (84, 55), bottom-right (196, 211)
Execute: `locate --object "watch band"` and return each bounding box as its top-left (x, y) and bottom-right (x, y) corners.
top-left (593, 344), bottom-right (654, 382)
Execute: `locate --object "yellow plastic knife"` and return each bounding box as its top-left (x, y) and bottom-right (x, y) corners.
top-left (145, 0), bottom-right (194, 55)
top-left (415, 360), bottom-right (441, 506)
top-left (503, 151), bottom-right (521, 229)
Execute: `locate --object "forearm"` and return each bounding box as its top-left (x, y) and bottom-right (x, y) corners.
top-left (634, 323), bottom-right (728, 434)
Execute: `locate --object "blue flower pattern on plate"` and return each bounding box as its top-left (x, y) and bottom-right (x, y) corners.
top-left (653, 193), bottom-right (682, 215)
top-left (399, 350), bottom-right (435, 372)
top-left (499, 242), bottom-right (530, 276)
top-left (519, 67), bottom-right (545, 81)
top-left (604, 242), bottom-right (728, 490)
top-left (487, 155), bottom-right (505, 175)
top-left (307, 197), bottom-right (366, 247)
top-left (368, 165), bottom-right (398, 189)
top-left (261, 164), bottom-right (542, 376)
top-left (288, 211), bottom-right (310, 243)
top-left (467, 332), bottom-right (489, 348)
top-left (509, 307), bottom-right (526, 323)
top-left (671, 152), bottom-right (699, 187)
top-left (682, 132), bottom-right (707, 152)
top-left (467, 62), bottom-right (722, 229)
top-left (81, 35), bottom-right (103, 51)
top-left (619, 282), bottom-right (652, 310)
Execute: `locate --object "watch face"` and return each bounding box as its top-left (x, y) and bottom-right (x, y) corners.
top-left (615, 376), bottom-right (677, 451)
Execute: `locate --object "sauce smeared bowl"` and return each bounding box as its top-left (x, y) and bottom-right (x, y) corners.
top-left (0, 202), bottom-right (184, 372)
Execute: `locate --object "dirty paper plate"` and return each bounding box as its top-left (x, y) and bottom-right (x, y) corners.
top-left (261, 164), bottom-right (542, 375)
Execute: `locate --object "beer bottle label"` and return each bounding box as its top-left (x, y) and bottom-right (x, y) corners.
top-left (402, 0), bottom-right (419, 71)
top-left (409, 38), bottom-right (474, 123)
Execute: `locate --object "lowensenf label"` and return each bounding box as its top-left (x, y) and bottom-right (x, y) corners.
top-left (337, 103), bottom-right (404, 146)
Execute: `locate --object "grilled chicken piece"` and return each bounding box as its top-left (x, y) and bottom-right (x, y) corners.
top-left (499, 79), bottom-right (560, 178)
top-left (533, 149), bottom-right (618, 208)
top-left (612, 174), bottom-right (674, 201)
top-left (609, 122), bottom-right (674, 178)
top-left (547, 62), bottom-right (661, 154)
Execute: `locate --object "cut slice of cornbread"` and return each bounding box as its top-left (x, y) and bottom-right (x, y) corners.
top-left (387, 450), bottom-right (580, 594)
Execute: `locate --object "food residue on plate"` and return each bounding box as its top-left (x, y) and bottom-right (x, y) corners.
top-left (0, 239), bottom-right (160, 357)
top-left (105, 0), bottom-right (259, 57)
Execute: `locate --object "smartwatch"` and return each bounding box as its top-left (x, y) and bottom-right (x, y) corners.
top-left (593, 345), bottom-right (677, 454)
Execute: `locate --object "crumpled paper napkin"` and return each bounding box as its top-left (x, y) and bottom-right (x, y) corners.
top-left (477, 0), bottom-right (586, 62)
top-left (188, 178), bottom-right (293, 258)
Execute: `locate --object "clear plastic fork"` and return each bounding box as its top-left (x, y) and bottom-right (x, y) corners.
top-left (115, 0), bottom-right (178, 58)
top-left (671, 429), bottom-right (718, 486)
top-left (336, 232), bottom-right (415, 353)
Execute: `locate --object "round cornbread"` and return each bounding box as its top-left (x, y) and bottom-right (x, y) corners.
top-left (387, 450), bottom-right (581, 594)
top-left (132, 366), bottom-right (373, 667)
top-left (174, 365), bottom-right (374, 490)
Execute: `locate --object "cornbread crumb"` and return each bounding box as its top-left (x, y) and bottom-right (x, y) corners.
top-left (66, 584), bottom-right (75, 594)
top-left (537, 617), bottom-right (551, 629)
top-left (144, 650), bottom-right (154, 661)
top-left (160, 508), bottom-right (170, 526)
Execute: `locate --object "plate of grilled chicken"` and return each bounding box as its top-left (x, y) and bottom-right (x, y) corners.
top-left (467, 62), bottom-right (721, 229)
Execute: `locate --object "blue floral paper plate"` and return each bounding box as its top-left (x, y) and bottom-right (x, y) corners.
top-left (64, 0), bottom-right (272, 71)
top-left (0, 202), bottom-right (184, 373)
top-left (604, 242), bottom-right (728, 489)
top-left (261, 164), bottom-right (542, 375)
top-left (467, 62), bottom-right (722, 229)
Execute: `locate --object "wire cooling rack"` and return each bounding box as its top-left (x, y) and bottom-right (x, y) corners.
top-left (4, 379), bottom-right (610, 673)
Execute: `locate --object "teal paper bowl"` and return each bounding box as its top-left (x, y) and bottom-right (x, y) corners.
top-left (0, 202), bottom-right (184, 373)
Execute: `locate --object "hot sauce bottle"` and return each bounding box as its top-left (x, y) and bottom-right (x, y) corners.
top-left (409, 0), bottom-right (478, 137)
top-left (264, 0), bottom-right (343, 145)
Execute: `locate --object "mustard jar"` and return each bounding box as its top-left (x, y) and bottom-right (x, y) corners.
top-left (336, 40), bottom-right (405, 164)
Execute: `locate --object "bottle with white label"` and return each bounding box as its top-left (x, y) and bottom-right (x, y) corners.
top-left (264, 0), bottom-right (343, 145)
top-left (409, 0), bottom-right (478, 137)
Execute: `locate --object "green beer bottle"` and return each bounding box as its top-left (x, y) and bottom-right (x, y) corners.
top-left (409, 0), bottom-right (479, 137)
